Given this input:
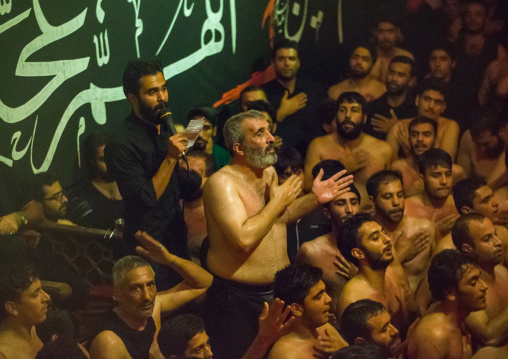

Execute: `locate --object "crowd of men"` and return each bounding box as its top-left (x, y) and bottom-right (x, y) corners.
top-left (0, 0), bottom-right (508, 358)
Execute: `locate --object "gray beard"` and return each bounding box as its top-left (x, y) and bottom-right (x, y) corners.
top-left (244, 144), bottom-right (278, 169)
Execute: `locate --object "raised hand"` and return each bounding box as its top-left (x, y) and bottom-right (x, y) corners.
top-left (167, 132), bottom-right (189, 160)
top-left (334, 251), bottom-right (358, 279)
top-left (315, 328), bottom-right (348, 356)
top-left (394, 230), bottom-right (431, 264)
top-left (135, 230), bottom-right (173, 265)
top-left (371, 109), bottom-right (399, 134)
top-left (435, 213), bottom-right (460, 236)
top-left (312, 169), bottom-right (354, 204)
top-left (270, 173), bottom-right (302, 209)
top-left (257, 299), bottom-right (295, 344)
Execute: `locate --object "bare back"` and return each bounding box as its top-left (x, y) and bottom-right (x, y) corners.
top-left (204, 165), bottom-right (290, 284)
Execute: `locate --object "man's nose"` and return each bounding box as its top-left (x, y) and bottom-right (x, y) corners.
top-left (392, 196), bottom-right (400, 207)
top-left (345, 202), bottom-right (353, 214)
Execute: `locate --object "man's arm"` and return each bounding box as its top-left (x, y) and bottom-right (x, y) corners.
top-left (465, 306), bottom-right (508, 347)
top-left (90, 331), bottom-right (131, 359)
top-left (204, 169), bottom-right (301, 252)
top-left (386, 121), bottom-right (403, 158)
top-left (287, 169), bottom-right (353, 223)
top-left (303, 138), bottom-right (323, 192)
top-left (0, 200), bottom-right (43, 235)
top-left (438, 119), bottom-right (459, 161)
top-left (408, 325), bottom-right (451, 359)
top-left (135, 231), bottom-right (213, 312)
top-left (457, 131), bottom-right (473, 177)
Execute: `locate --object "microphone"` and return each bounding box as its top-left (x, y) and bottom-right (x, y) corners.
top-left (159, 108), bottom-right (187, 162)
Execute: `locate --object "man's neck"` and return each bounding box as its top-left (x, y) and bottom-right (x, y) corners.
top-left (113, 306), bottom-right (149, 331)
top-left (349, 76), bottom-right (373, 88)
top-left (377, 46), bottom-right (396, 58)
top-left (434, 300), bottom-right (469, 326)
top-left (229, 158), bottom-right (265, 182)
top-left (423, 192), bottom-right (449, 209)
top-left (337, 133), bottom-right (365, 149)
top-left (375, 213), bottom-right (401, 233)
top-left (205, 140), bottom-right (214, 155)
top-left (386, 90), bottom-right (407, 108)
top-left (133, 110), bottom-right (160, 132)
top-left (91, 178), bottom-right (122, 200)
top-left (479, 262), bottom-right (497, 281)
top-left (277, 77), bottom-right (297, 94)
top-left (0, 319), bottom-right (35, 342)
top-left (465, 32), bottom-right (485, 42)
top-left (291, 319), bottom-right (320, 340)
top-left (360, 263), bottom-right (387, 290)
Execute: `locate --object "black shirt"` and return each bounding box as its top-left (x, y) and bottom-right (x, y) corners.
top-left (104, 113), bottom-right (187, 260)
top-left (263, 78), bottom-right (327, 157)
top-left (365, 93), bottom-right (417, 140)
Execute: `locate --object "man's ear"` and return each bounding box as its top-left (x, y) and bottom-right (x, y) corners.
top-left (446, 289), bottom-right (457, 302)
top-left (126, 93), bottom-right (138, 106)
top-left (409, 75), bottom-right (417, 89)
top-left (353, 337), bottom-right (368, 345)
top-left (461, 243), bottom-right (473, 254)
top-left (415, 95), bottom-right (420, 107)
top-left (5, 301), bottom-right (18, 316)
top-left (369, 196), bottom-right (376, 209)
top-left (419, 173), bottom-right (424, 185)
top-left (232, 143), bottom-right (244, 157)
top-left (290, 303), bottom-right (304, 317)
top-left (461, 206), bottom-right (473, 214)
top-left (323, 206), bottom-right (332, 220)
top-left (352, 248), bottom-right (364, 261)
top-left (363, 114), bottom-right (367, 125)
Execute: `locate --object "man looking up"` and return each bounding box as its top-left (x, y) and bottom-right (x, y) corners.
top-left (365, 56), bottom-right (417, 140)
top-left (328, 44), bottom-right (386, 102)
top-left (340, 299), bottom-right (401, 358)
top-left (203, 110), bottom-right (353, 359)
top-left (404, 148), bottom-right (460, 237)
top-left (387, 78), bottom-right (459, 160)
top-left (370, 16), bottom-right (414, 84)
top-left (89, 231), bottom-right (213, 359)
top-left (296, 160), bottom-right (362, 316)
top-left (367, 170), bottom-right (435, 293)
top-left (451, 214), bottom-right (508, 350)
top-left (188, 106), bottom-right (231, 169)
top-left (336, 213), bottom-right (414, 336)
top-left (305, 92), bottom-right (394, 211)
top-left (268, 263), bottom-right (348, 358)
top-left (407, 250), bottom-right (488, 359)
top-left (104, 59), bottom-right (189, 289)
top-left (0, 263), bottom-right (50, 359)
top-left (263, 39), bottom-right (327, 156)
top-left (391, 116), bottom-right (466, 197)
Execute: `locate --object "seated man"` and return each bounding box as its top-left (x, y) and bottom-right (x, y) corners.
top-left (188, 106), bottom-right (231, 169)
top-left (341, 299), bottom-right (401, 358)
top-left (0, 263), bottom-right (51, 359)
top-left (296, 160), bottom-right (362, 315)
top-left (305, 92), bottom-right (394, 211)
top-left (336, 213), bottom-right (414, 337)
top-left (268, 263), bottom-right (348, 358)
top-left (407, 250), bottom-right (488, 359)
top-left (391, 116), bottom-right (466, 197)
top-left (404, 148), bottom-right (460, 237)
top-left (32, 173), bottom-right (74, 226)
top-left (387, 78), bottom-right (459, 160)
top-left (365, 56), bottom-right (417, 140)
top-left (457, 111), bottom-right (505, 179)
top-left (367, 170), bottom-right (435, 293)
top-left (328, 43), bottom-right (386, 102)
top-left (451, 214), bottom-right (508, 349)
top-left (89, 231), bottom-right (213, 359)
top-left (67, 131), bottom-right (124, 230)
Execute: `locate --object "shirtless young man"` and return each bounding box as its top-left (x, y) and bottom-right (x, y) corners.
top-left (89, 231), bottom-right (213, 359)
top-left (336, 213), bottom-right (414, 337)
top-left (404, 148), bottom-right (460, 237)
top-left (392, 116), bottom-right (466, 197)
top-left (370, 17), bottom-right (414, 84)
top-left (407, 249), bottom-right (488, 359)
top-left (450, 214), bottom-right (508, 350)
top-left (387, 78), bottom-right (460, 160)
top-left (328, 44), bottom-right (386, 102)
top-left (268, 263), bottom-right (348, 359)
top-left (457, 111), bottom-right (505, 179)
top-left (296, 164), bottom-right (362, 316)
top-left (304, 92), bottom-right (394, 211)
top-left (0, 264), bottom-right (50, 359)
top-left (203, 110), bottom-right (353, 359)
top-left (367, 170), bottom-right (436, 294)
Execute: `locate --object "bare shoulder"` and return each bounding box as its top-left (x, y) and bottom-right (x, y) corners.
top-left (0, 351), bottom-right (5, 359)
top-left (90, 330), bottom-right (129, 358)
top-left (406, 216), bottom-right (434, 231)
top-left (365, 134), bottom-right (392, 152)
top-left (268, 335), bottom-right (301, 359)
top-left (391, 159), bottom-right (407, 171)
top-left (405, 194), bottom-right (424, 206)
top-left (296, 236), bottom-right (329, 264)
top-left (439, 117), bottom-right (459, 130)
top-left (433, 233), bottom-right (455, 257)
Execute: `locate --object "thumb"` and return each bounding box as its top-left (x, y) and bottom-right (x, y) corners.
top-left (282, 89), bottom-right (289, 100)
top-left (390, 108), bottom-right (398, 119)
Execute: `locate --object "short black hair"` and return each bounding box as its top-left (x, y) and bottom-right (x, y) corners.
top-left (451, 213), bottom-right (485, 251)
top-left (351, 43), bottom-right (378, 66)
top-left (0, 263), bottom-right (39, 322)
top-left (417, 148), bottom-right (452, 174)
top-left (122, 59), bottom-right (164, 97)
top-left (408, 116), bottom-right (438, 137)
top-left (429, 41), bottom-right (458, 61)
top-left (274, 263), bottom-right (323, 306)
top-left (427, 249), bottom-right (477, 302)
top-left (332, 343), bottom-right (387, 359)
top-left (366, 170), bottom-right (403, 199)
top-left (375, 13), bottom-right (401, 29)
top-left (245, 100), bottom-right (277, 125)
top-left (341, 299), bottom-right (387, 344)
top-left (186, 150), bottom-right (218, 178)
top-left (272, 38), bottom-right (299, 60)
top-left (453, 177), bottom-right (487, 213)
top-left (187, 106), bottom-right (218, 128)
top-left (32, 172), bottom-right (60, 202)
top-left (158, 314), bottom-right (206, 357)
top-left (317, 98), bottom-right (337, 127)
top-left (336, 92), bottom-right (367, 114)
top-left (417, 77), bottom-right (449, 103)
top-left (83, 131), bottom-right (111, 174)
top-left (470, 110), bottom-right (503, 139)
top-left (337, 213), bottom-right (375, 266)
top-left (274, 147), bottom-right (303, 177)
top-left (389, 55), bottom-right (416, 76)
